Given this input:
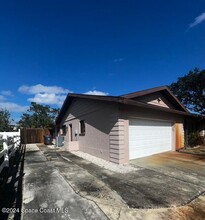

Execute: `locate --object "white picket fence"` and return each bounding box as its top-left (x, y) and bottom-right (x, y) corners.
top-left (0, 129), bottom-right (20, 137)
top-left (0, 134), bottom-right (21, 174)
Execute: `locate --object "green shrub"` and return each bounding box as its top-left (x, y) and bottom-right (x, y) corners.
top-left (188, 132), bottom-right (204, 147)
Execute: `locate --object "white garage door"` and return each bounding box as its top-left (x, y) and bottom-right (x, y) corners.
top-left (129, 119), bottom-right (172, 159)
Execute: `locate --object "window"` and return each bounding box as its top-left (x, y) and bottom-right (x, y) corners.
top-left (62, 125), bottom-right (67, 135)
top-left (79, 120), bottom-right (85, 136)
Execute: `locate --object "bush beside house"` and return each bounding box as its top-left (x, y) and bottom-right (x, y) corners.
top-left (188, 131), bottom-right (204, 147)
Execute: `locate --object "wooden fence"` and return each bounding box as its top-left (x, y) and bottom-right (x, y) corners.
top-left (21, 128), bottom-right (50, 144)
top-left (0, 135), bottom-right (20, 174)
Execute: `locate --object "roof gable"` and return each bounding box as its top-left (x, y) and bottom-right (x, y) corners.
top-left (121, 86), bottom-right (188, 112)
top-left (135, 92), bottom-right (174, 109)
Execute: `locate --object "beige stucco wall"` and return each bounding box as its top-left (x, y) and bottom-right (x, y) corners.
top-left (109, 118), bottom-right (129, 164)
top-left (60, 98), bottom-right (119, 161)
top-left (59, 97), bottom-right (185, 165)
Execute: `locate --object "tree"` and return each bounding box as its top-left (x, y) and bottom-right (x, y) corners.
top-left (169, 68), bottom-right (205, 115)
top-left (18, 102), bottom-right (59, 128)
top-left (0, 109), bottom-right (13, 131)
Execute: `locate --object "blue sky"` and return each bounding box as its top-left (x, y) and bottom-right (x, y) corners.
top-left (0, 0), bottom-right (205, 121)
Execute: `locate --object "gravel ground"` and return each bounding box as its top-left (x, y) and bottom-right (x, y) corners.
top-left (71, 151), bottom-right (139, 173)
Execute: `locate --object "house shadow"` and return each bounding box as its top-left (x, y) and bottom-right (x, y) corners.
top-left (0, 144), bottom-right (26, 220)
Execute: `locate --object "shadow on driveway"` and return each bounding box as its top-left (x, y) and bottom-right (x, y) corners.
top-left (57, 151), bottom-right (205, 209)
top-left (0, 144), bottom-right (26, 220)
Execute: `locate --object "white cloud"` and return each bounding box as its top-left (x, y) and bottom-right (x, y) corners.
top-left (0, 95), bottom-right (6, 101)
top-left (18, 84), bottom-right (71, 95)
top-left (1, 90), bottom-right (12, 96)
top-left (18, 84), bottom-right (71, 106)
top-left (84, 90), bottom-right (109, 96)
top-left (0, 91), bottom-right (27, 113)
top-left (189, 12), bottom-right (205, 28)
top-left (0, 102), bottom-right (28, 112)
top-left (18, 84), bottom-right (108, 106)
top-left (28, 93), bottom-right (66, 106)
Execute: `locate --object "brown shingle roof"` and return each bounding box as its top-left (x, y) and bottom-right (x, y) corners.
top-left (56, 86), bottom-right (193, 125)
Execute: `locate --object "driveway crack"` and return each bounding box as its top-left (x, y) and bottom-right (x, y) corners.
top-left (51, 152), bottom-right (110, 220)
top-left (117, 208), bottom-right (122, 220)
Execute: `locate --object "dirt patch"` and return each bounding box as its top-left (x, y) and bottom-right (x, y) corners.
top-left (179, 145), bottom-right (205, 156)
top-left (119, 194), bottom-right (205, 220)
top-left (78, 181), bottom-right (102, 197)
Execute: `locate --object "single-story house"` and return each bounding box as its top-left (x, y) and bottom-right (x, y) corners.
top-left (55, 86), bottom-right (204, 164)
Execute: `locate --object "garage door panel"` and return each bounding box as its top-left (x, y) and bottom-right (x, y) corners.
top-left (129, 119), bottom-right (172, 159)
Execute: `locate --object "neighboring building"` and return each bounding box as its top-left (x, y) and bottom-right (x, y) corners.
top-left (56, 86), bottom-right (203, 164)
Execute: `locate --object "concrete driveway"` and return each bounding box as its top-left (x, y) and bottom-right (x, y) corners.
top-left (23, 145), bottom-right (205, 220)
top-left (22, 144), bottom-right (107, 220)
top-left (52, 150), bottom-right (205, 209)
top-left (130, 152), bottom-right (205, 187)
